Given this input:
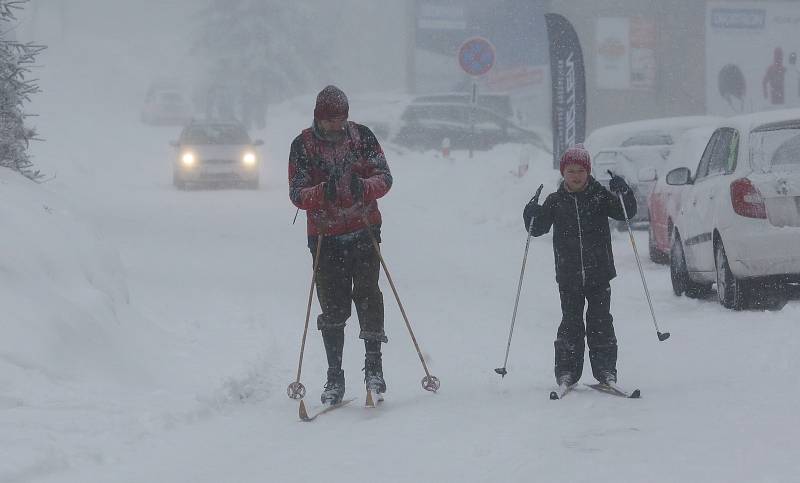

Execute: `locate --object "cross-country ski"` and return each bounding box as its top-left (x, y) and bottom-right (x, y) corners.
top-left (299, 398), bottom-right (356, 422)
top-left (586, 383), bottom-right (641, 399)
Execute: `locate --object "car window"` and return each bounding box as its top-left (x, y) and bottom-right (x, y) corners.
top-left (472, 109), bottom-right (504, 131)
top-left (750, 127), bottom-right (800, 171)
top-left (592, 152), bottom-right (629, 180)
top-left (160, 92), bottom-right (182, 103)
top-left (181, 125), bottom-right (250, 144)
top-left (694, 131), bottom-right (720, 181)
top-left (620, 132), bottom-right (673, 147)
top-left (706, 129), bottom-right (734, 176)
top-left (724, 130), bottom-right (739, 174)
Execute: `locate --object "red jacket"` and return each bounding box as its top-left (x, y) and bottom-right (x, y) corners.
top-left (289, 121), bottom-right (392, 237)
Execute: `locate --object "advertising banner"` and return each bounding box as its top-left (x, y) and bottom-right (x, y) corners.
top-left (595, 16), bottom-right (655, 91)
top-left (546, 13), bottom-right (587, 169)
top-left (706, 1), bottom-right (800, 115)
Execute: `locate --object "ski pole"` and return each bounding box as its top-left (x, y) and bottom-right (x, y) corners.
top-left (361, 214), bottom-right (440, 393)
top-left (495, 184), bottom-right (544, 378)
top-left (609, 171), bottom-right (670, 342)
top-left (287, 234), bottom-right (325, 408)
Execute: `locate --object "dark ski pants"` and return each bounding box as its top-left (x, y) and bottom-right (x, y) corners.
top-left (310, 230), bottom-right (387, 352)
top-left (554, 282), bottom-right (617, 384)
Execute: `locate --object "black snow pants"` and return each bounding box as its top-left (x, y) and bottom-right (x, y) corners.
top-left (310, 229), bottom-right (387, 345)
top-left (554, 282), bottom-right (617, 384)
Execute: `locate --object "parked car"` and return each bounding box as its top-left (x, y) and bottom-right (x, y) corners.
top-left (667, 109), bottom-right (800, 309)
top-left (141, 80), bottom-right (193, 126)
top-left (392, 102), bottom-right (547, 152)
top-left (170, 120), bottom-right (262, 189)
top-left (410, 93), bottom-right (514, 120)
top-left (591, 146), bottom-right (666, 230)
top-left (645, 126), bottom-right (716, 263)
top-left (584, 115), bottom-right (722, 156)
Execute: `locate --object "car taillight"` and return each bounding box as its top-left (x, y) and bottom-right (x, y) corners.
top-left (730, 178), bottom-right (766, 219)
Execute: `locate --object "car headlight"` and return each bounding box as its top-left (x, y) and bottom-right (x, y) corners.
top-left (181, 152), bottom-right (195, 167)
top-left (242, 152), bottom-right (256, 166)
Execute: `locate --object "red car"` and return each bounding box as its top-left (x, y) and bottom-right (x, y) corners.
top-left (646, 126), bottom-right (716, 263)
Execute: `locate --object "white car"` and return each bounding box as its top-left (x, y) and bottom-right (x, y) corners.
top-left (667, 109), bottom-right (800, 309)
top-left (591, 146), bottom-right (666, 229)
top-left (646, 126), bottom-right (717, 264)
top-left (584, 115), bottom-right (722, 156)
top-left (171, 121), bottom-right (262, 189)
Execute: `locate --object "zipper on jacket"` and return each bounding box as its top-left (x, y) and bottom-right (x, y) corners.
top-left (572, 195), bottom-right (586, 285)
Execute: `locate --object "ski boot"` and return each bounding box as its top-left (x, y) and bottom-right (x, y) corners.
top-left (598, 371), bottom-right (617, 386)
top-left (321, 368), bottom-right (345, 405)
top-left (364, 352), bottom-right (386, 403)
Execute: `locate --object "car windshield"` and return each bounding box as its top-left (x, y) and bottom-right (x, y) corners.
top-left (160, 92), bottom-right (182, 103)
top-left (621, 132), bottom-right (673, 147)
top-left (182, 125), bottom-right (250, 145)
top-left (750, 127), bottom-right (800, 172)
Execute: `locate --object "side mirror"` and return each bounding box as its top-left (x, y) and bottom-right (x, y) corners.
top-left (169, 140), bottom-right (179, 147)
top-left (253, 139), bottom-right (264, 146)
top-left (638, 167), bottom-right (657, 183)
top-left (666, 167), bottom-right (692, 186)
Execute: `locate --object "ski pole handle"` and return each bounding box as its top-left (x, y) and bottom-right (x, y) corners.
top-left (524, 184), bottom-right (544, 233)
top-left (530, 184), bottom-right (544, 205)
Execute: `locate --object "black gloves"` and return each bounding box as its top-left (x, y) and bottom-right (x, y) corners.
top-left (524, 201), bottom-right (545, 220)
top-left (324, 170), bottom-right (339, 203)
top-left (609, 173), bottom-right (630, 194)
top-left (350, 173), bottom-right (364, 202)
top-left (523, 200), bottom-right (544, 231)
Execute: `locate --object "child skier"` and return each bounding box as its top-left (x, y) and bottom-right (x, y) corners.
top-left (523, 144), bottom-right (636, 389)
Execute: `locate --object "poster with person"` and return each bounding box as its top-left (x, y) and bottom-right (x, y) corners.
top-left (706, 1), bottom-right (800, 115)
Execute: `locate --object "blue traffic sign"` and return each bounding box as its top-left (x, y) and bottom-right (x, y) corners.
top-left (458, 37), bottom-right (496, 76)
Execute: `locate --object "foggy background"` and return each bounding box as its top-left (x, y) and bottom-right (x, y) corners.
top-left (16, 0), bottom-right (800, 159)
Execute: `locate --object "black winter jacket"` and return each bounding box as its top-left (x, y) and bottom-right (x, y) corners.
top-left (523, 177), bottom-right (636, 288)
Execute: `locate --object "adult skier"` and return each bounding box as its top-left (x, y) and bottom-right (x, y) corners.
top-left (288, 85), bottom-right (393, 405)
top-left (523, 145), bottom-right (636, 388)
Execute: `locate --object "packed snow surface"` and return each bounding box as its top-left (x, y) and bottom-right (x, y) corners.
top-left (3, 6), bottom-right (799, 483)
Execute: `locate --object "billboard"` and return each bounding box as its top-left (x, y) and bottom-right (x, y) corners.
top-left (706, 1), bottom-right (800, 115)
top-left (595, 16), bottom-right (656, 91)
top-left (414, 0), bottom-right (549, 126)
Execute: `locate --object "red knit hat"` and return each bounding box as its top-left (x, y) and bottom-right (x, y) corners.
top-left (559, 144), bottom-right (591, 174)
top-left (314, 85), bottom-right (349, 120)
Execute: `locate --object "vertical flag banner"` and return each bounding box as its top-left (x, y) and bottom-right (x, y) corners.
top-left (546, 13), bottom-right (587, 169)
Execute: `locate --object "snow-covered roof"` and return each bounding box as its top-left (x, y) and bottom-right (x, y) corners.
top-left (716, 108), bottom-right (800, 133)
top-left (585, 115), bottom-right (722, 154)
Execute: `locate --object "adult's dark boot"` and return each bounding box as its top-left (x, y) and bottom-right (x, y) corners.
top-left (364, 351), bottom-right (386, 395)
top-left (321, 368), bottom-right (345, 405)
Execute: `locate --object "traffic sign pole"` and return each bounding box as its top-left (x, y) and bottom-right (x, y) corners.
top-left (470, 81), bottom-right (477, 158)
top-left (458, 37), bottom-right (495, 159)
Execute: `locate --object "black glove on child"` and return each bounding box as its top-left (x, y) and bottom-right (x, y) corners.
top-left (524, 200), bottom-right (545, 220)
top-left (350, 173), bottom-right (364, 202)
top-left (608, 173), bottom-right (630, 194)
top-left (324, 171), bottom-right (339, 203)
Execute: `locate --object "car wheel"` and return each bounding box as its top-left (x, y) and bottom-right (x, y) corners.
top-left (715, 241), bottom-right (748, 310)
top-left (670, 232), bottom-right (711, 298)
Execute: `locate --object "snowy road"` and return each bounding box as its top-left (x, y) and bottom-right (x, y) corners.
top-left (12, 95), bottom-right (797, 482)
top-left (6, 3), bottom-right (798, 482)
